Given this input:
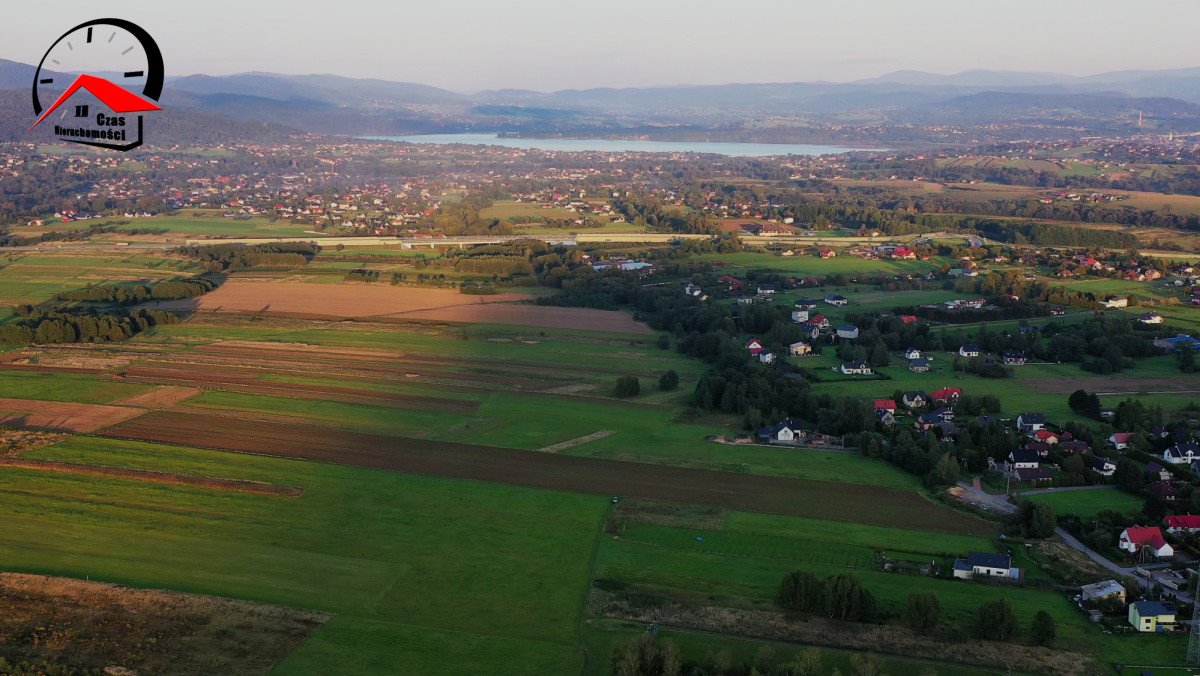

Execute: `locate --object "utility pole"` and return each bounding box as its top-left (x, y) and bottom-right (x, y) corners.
top-left (1187, 560), bottom-right (1200, 665)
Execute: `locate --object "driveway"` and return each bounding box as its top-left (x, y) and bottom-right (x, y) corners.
top-left (955, 481), bottom-right (1017, 515)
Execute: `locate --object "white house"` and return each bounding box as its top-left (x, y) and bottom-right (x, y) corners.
top-left (836, 324), bottom-right (859, 340)
top-left (1139, 312), bottom-right (1164, 325)
top-left (1164, 442), bottom-right (1200, 465)
top-left (758, 351), bottom-right (776, 364)
top-left (1101, 296), bottom-right (1129, 309)
top-left (837, 360), bottom-right (873, 376)
top-left (1109, 432), bottom-right (1133, 450)
top-left (903, 348), bottom-right (921, 360)
top-left (957, 344), bottom-right (981, 358)
top-left (952, 552), bottom-right (1018, 580)
top-left (1008, 449), bottom-right (1040, 469)
top-left (1016, 412), bottom-right (1046, 433)
top-left (824, 295), bottom-right (849, 307)
top-left (1119, 527), bottom-right (1173, 558)
top-left (790, 309), bottom-right (810, 323)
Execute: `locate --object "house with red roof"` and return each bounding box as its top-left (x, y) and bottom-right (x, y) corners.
top-left (873, 399), bottom-right (896, 412)
top-left (745, 338), bottom-right (764, 355)
top-left (1033, 429), bottom-right (1059, 444)
top-left (1109, 432), bottom-right (1134, 450)
top-left (899, 315), bottom-right (919, 325)
top-left (1165, 515), bottom-right (1200, 534)
top-left (1119, 526), bottom-right (1173, 558)
top-left (892, 246), bottom-right (916, 260)
top-left (931, 388), bottom-right (962, 405)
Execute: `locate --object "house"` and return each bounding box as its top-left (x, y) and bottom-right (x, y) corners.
top-left (892, 245), bottom-right (916, 259)
top-left (1119, 526), bottom-right (1173, 558)
top-left (1080, 580), bottom-right (1126, 604)
top-left (1139, 312), bottom-right (1164, 325)
top-left (756, 419), bottom-right (807, 444)
top-left (758, 351), bottom-right (776, 364)
top-left (791, 309), bottom-right (810, 323)
top-left (1016, 412), bottom-right (1045, 433)
top-left (1129, 601), bottom-right (1176, 633)
top-left (873, 399), bottom-right (897, 413)
top-left (1089, 456), bottom-right (1117, 477)
top-left (1146, 461), bottom-right (1172, 481)
top-left (1150, 426), bottom-right (1172, 440)
top-left (957, 344), bottom-right (981, 358)
top-left (1002, 351), bottom-right (1028, 366)
top-left (908, 358), bottom-right (931, 373)
top-left (952, 552), bottom-right (1018, 580)
top-left (809, 315), bottom-right (831, 329)
top-left (757, 285), bottom-right (776, 295)
top-left (1109, 432), bottom-right (1133, 450)
top-left (1164, 442), bottom-right (1200, 465)
top-left (794, 300), bottom-right (818, 311)
top-left (788, 341), bottom-right (812, 357)
top-left (824, 294), bottom-right (848, 307)
top-left (1154, 334), bottom-right (1200, 352)
top-left (837, 361), bottom-right (873, 376)
top-left (1164, 515), bottom-right (1200, 534)
top-left (818, 248), bottom-right (836, 259)
top-left (931, 388), bottom-right (962, 405)
top-left (745, 338), bottom-right (764, 353)
top-left (899, 315), bottom-right (919, 325)
top-left (875, 408), bottom-right (896, 426)
top-left (1147, 482), bottom-right (1178, 501)
top-left (1015, 467), bottom-right (1054, 484)
top-left (1101, 296), bottom-right (1129, 309)
top-left (836, 324), bottom-right (859, 340)
top-left (1058, 440), bottom-right (1092, 454)
top-left (901, 391), bottom-right (929, 409)
top-left (1009, 449), bottom-right (1040, 469)
top-left (1033, 429), bottom-right (1060, 444)
top-left (903, 348), bottom-right (922, 360)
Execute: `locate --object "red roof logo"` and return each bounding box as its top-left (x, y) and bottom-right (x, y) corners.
top-left (29, 73), bottom-right (161, 131)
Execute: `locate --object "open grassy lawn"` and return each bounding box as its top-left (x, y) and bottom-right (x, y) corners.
top-left (695, 252), bottom-right (940, 276)
top-left (1024, 487), bottom-right (1145, 519)
top-left (98, 210), bottom-right (318, 238)
top-left (2, 436), bottom-right (609, 674)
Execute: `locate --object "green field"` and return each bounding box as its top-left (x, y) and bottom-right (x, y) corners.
top-left (0, 252), bottom-right (202, 304)
top-left (2, 436), bottom-right (608, 674)
top-left (1024, 487), bottom-right (1145, 519)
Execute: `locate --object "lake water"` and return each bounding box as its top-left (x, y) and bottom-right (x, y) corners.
top-left (363, 133), bottom-right (878, 157)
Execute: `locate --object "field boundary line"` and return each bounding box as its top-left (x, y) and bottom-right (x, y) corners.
top-left (538, 430), bottom-right (616, 453)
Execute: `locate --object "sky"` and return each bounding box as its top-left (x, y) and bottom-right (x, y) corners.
top-left (3, 0), bottom-right (1199, 92)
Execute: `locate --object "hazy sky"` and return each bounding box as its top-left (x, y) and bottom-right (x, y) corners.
top-left (4, 0), bottom-right (1198, 92)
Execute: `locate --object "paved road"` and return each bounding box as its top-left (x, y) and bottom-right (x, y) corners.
top-left (1054, 526), bottom-right (1139, 580)
top-left (955, 481), bottom-right (1017, 514)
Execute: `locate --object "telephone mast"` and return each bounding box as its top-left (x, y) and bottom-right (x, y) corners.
top-left (1188, 561), bottom-right (1200, 665)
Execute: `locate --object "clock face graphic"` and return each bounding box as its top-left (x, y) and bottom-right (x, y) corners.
top-left (30, 18), bottom-right (164, 151)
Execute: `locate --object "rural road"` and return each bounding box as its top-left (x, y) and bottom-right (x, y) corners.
top-left (955, 481), bottom-right (1017, 514)
top-left (1054, 527), bottom-right (1140, 581)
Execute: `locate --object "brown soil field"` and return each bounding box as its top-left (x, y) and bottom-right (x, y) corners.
top-left (145, 279), bottom-right (651, 333)
top-left (1025, 376), bottom-right (1200, 395)
top-left (0, 572), bottom-right (327, 675)
top-left (102, 410), bottom-right (988, 535)
top-left (0, 429), bottom-right (66, 458)
top-left (0, 398), bottom-right (146, 433)
top-left (0, 458), bottom-right (303, 496)
top-left (111, 385), bottom-right (202, 408)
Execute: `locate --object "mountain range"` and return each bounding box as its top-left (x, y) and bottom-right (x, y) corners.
top-left (3, 59), bottom-right (1200, 143)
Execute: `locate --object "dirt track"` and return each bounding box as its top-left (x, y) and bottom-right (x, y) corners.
top-left (144, 279), bottom-right (651, 333)
top-left (101, 410), bottom-right (987, 535)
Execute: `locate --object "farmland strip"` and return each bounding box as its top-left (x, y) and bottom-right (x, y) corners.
top-left (100, 410), bottom-right (989, 535)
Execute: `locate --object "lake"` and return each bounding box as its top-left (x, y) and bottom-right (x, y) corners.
top-left (363, 133), bottom-right (879, 157)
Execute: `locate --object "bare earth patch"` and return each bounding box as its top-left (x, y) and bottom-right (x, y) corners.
top-left (0, 573), bottom-right (328, 675)
top-left (141, 279), bottom-right (651, 333)
top-left (111, 386), bottom-right (202, 409)
top-left (0, 429), bottom-right (66, 458)
top-left (0, 398), bottom-right (146, 433)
